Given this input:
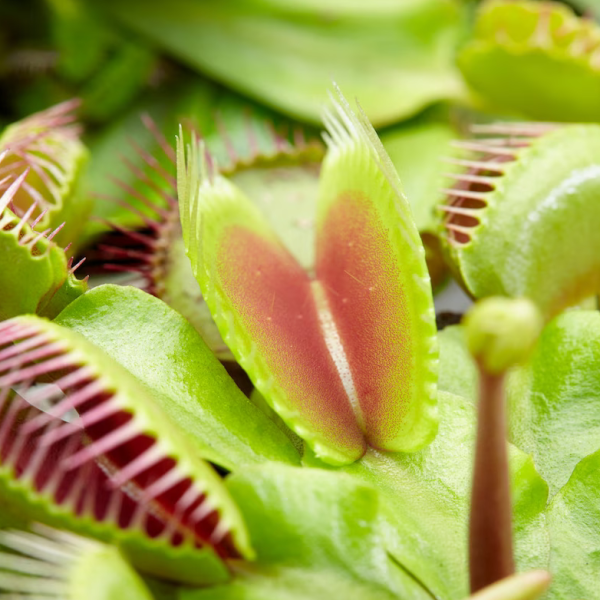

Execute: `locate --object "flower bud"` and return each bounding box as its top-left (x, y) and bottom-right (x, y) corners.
top-left (464, 297), bottom-right (543, 374)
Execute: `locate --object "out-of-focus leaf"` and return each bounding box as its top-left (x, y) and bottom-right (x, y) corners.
top-left (438, 324), bottom-right (478, 403)
top-left (46, 0), bottom-right (113, 82)
top-left (97, 0), bottom-right (467, 127)
top-left (381, 107), bottom-right (459, 235)
top-left (79, 40), bottom-right (156, 123)
top-left (459, 0), bottom-right (600, 121)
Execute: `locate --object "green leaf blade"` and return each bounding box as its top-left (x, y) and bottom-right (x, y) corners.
top-left (55, 285), bottom-right (301, 471)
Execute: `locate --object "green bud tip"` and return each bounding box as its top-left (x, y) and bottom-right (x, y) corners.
top-left (464, 297), bottom-right (543, 375)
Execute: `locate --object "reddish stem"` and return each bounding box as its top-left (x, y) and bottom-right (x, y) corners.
top-left (469, 369), bottom-right (514, 593)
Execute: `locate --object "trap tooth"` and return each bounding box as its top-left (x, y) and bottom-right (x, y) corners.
top-left (0, 316), bottom-right (252, 583)
top-left (470, 122), bottom-right (559, 136)
top-left (440, 128), bottom-right (530, 246)
top-left (451, 141), bottom-right (518, 157)
top-left (443, 173), bottom-right (497, 187)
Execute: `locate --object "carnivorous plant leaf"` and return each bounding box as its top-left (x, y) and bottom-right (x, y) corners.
top-left (381, 108), bottom-right (461, 288)
top-left (87, 83), bottom-right (322, 358)
top-left (459, 0), bottom-right (600, 122)
top-left (55, 284), bottom-right (301, 470)
top-left (0, 171), bottom-right (87, 321)
top-left (0, 100), bottom-right (90, 249)
top-left (0, 315), bottom-right (253, 584)
top-left (440, 123), bottom-right (600, 318)
top-left (178, 88), bottom-right (438, 465)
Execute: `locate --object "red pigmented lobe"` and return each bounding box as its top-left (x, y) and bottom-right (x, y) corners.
top-left (218, 228), bottom-right (366, 461)
top-left (316, 192), bottom-right (413, 449)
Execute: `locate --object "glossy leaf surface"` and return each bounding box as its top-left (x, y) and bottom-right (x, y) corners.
top-left (306, 391), bottom-right (550, 600)
top-left (0, 316), bottom-right (252, 583)
top-left (55, 285), bottom-right (301, 471)
top-left (182, 464), bottom-right (430, 600)
top-left (508, 310), bottom-right (600, 497)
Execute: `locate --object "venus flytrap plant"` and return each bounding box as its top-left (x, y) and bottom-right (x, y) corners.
top-left (0, 81), bottom-right (598, 600)
top-left (92, 110), bottom-right (322, 359)
top-left (0, 314), bottom-right (254, 585)
top-left (53, 284), bottom-right (302, 471)
top-left (439, 121), bottom-right (600, 318)
top-left (177, 86), bottom-right (438, 465)
top-left (172, 88), bottom-right (558, 600)
top-left (0, 161), bottom-right (87, 321)
top-left (0, 100), bottom-right (90, 249)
